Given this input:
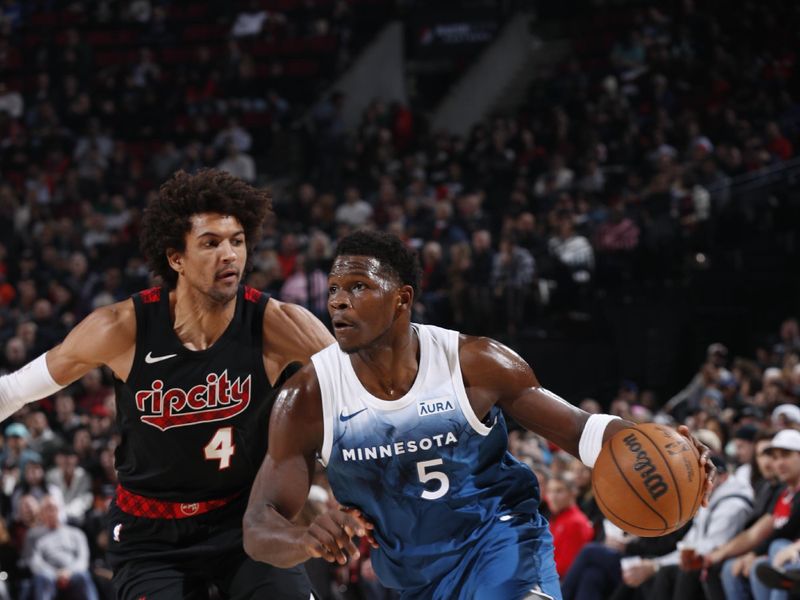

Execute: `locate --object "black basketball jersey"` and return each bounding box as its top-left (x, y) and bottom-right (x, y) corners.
top-left (113, 285), bottom-right (275, 502)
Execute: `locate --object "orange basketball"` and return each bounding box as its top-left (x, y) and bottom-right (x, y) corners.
top-left (591, 423), bottom-right (705, 537)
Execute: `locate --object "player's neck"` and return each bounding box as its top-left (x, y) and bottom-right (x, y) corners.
top-left (170, 286), bottom-right (237, 350)
top-left (352, 325), bottom-right (419, 400)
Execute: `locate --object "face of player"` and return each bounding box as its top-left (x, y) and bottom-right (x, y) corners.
top-left (327, 255), bottom-right (406, 354)
top-left (170, 213), bottom-right (246, 304)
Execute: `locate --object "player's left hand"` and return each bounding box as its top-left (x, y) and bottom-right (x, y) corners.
top-left (677, 425), bottom-right (715, 507)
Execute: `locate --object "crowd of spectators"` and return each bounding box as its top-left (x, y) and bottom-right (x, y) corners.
top-left (0, 0), bottom-right (798, 598)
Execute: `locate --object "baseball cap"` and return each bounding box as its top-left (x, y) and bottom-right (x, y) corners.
top-left (772, 404), bottom-right (800, 426)
top-left (733, 424), bottom-right (758, 442)
top-left (709, 454), bottom-right (728, 474)
top-left (5, 423), bottom-right (29, 439)
top-left (765, 429), bottom-right (800, 453)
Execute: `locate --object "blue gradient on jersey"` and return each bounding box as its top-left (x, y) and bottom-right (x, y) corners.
top-left (326, 399), bottom-right (559, 599)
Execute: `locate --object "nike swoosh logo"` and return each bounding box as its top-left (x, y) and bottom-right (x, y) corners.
top-left (339, 408), bottom-right (367, 422)
top-left (145, 352), bottom-right (178, 364)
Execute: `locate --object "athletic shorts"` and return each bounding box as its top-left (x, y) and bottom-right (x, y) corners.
top-left (107, 493), bottom-right (313, 600)
top-left (394, 511), bottom-right (561, 600)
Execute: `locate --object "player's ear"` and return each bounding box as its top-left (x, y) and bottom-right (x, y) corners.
top-left (396, 285), bottom-right (414, 312)
top-left (166, 248), bottom-right (183, 274)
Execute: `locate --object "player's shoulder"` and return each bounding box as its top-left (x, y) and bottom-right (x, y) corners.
top-left (264, 297), bottom-right (313, 324)
top-left (457, 333), bottom-right (533, 385)
top-left (263, 298), bottom-right (335, 359)
top-left (273, 361), bottom-right (323, 419)
top-left (84, 298), bottom-right (136, 337)
top-left (457, 334), bottom-right (522, 366)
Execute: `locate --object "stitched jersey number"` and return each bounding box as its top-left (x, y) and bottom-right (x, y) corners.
top-left (204, 427), bottom-right (235, 470)
top-left (416, 459), bottom-right (449, 500)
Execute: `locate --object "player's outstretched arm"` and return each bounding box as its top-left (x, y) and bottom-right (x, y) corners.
top-left (0, 299), bottom-right (136, 422)
top-left (460, 335), bottom-right (715, 502)
top-left (243, 365), bottom-right (369, 568)
top-left (459, 335), bottom-right (629, 461)
top-left (262, 299), bottom-right (335, 385)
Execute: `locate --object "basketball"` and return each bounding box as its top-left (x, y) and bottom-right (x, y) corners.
top-left (591, 423), bottom-right (705, 537)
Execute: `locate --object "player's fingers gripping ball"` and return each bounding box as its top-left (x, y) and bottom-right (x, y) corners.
top-left (591, 423), bottom-right (704, 537)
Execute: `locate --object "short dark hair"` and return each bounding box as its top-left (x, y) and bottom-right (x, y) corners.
top-left (140, 169), bottom-right (272, 286)
top-left (334, 230), bottom-right (421, 296)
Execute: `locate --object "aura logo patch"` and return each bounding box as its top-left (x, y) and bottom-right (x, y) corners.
top-left (417, 397), bottom-right (455, 417)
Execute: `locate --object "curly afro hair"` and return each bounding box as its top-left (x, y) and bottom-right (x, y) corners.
top-left (334, 229), bottom-right (421, 296)
top-left (140, 169), bottom-right (272, 287)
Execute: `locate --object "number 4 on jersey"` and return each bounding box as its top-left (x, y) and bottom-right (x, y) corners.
top-left (204, 427), bottom-right (235, 470)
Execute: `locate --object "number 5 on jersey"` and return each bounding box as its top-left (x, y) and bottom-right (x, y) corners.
top-left (204, 427), bottom-right (235, 470)
top-left (417, 459), bottom-right (449, 500)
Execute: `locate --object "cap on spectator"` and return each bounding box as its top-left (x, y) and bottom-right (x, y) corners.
top-left (764, 367), bottom-right (784, 386)
top-left (709, 454), bottom-right (728, 474)
top-left (25, 452), bottom-right (43, 466)
top-left (91, 405), bottom-right (110, 418)
top-left (740, 405), bottom-right (765, 420)
top-left (695, 428), bottom-right (722, 453)
top-left (772, 404), bottom-right (800, 426)
top-left (5, 422), bottom-right (29, 439)
top-left (765, 429), bottom-right (800, 453)
top-left (707, 343), bottom-right (728, 357)
top-left (694, 136), bottom-right (714, 154)
top-left (702, 387), bottom-right (724, 407)
top-left (733, 424), bottom-right (758, 442)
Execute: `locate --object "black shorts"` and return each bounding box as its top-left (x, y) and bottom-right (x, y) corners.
top-left (107, 494), bottom-right (313, 600)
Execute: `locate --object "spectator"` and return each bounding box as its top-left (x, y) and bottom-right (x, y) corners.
top-left (491, 235), bottom-right (535, 336)
top-left (335, 186), bottom-right (373, 229)
top-left (707, 429), bottom-right (800, 598)
top-left (546, 474), bottom-right (594, 578)
top-left (0, 423), bottom-right (39, 472)
top-left (45, 447), bottom-right (92, 526)
top-left (732, 424), bottom-right (758, 486)
top-left (21, 495), bottom-right (98, 600)
top-left (621, 456), bottom-right (752, 600)
top-left (217, 141), bottom-right (256, 183)
top-left (9, 456), bottom-right (62, 524)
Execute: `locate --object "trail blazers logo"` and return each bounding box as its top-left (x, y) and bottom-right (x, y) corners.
top-left (135, 370), bottom-right (251, 431)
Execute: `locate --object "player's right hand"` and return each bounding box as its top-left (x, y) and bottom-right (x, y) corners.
top-left (301, 509), bottom-right (367, 565)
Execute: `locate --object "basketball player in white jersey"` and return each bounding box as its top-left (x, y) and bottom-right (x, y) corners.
top-left (243, 230), bottom-right (715, 600)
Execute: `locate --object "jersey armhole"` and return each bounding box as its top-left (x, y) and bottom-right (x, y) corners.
top-left (311, 354), bottom-right (334, 466)
top-left (124, 293), bottom-right (146, 385)
top-left (447, 330), bottom-right (492, 437)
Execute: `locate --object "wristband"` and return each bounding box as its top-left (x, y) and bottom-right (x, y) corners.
top-left (579, 414), bottom-right (620, 468)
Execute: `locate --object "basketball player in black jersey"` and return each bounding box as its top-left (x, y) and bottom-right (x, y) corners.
top-left (0, 169), bottom-right (334, 599)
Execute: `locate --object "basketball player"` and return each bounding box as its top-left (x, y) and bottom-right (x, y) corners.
top-left (243, 230), bottom-right (714, 600)
top-left (0, 170), bottom-right (334, 599)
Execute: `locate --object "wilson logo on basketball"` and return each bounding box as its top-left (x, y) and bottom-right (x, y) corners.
top-left (135, 370), bottom-right (251, 431)
top-left (622, 433), bottom-right (669, 500)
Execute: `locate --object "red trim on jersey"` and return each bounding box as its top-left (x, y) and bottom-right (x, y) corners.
top-left (244, 286), bottom-right (262, 303)
top-left (140, 287), bottom-right (162, 304)
top-left (115, 485), bottom-right (241, 519)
